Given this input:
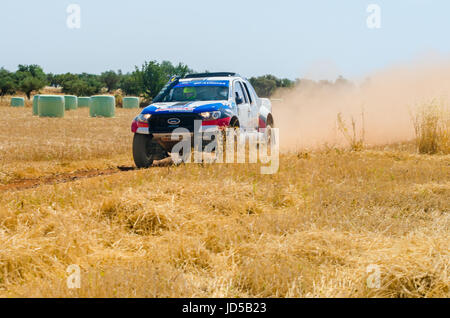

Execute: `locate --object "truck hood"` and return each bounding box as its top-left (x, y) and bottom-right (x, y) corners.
top-left (141, 101), bottom-right (228, 115)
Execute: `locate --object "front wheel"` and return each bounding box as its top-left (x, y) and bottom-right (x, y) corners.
top-left (220, 119), bottom-right (240, 155)
top-left (132, 134), bottom-right (168, 168)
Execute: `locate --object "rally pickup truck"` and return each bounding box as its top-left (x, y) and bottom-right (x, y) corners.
top-left (131, 72), bottom-right (274, 168)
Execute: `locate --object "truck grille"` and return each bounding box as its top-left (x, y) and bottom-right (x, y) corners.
top-left (149, 113), bottom-right (202, 133)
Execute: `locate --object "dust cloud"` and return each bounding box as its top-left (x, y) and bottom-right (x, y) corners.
top-left (273, 58), bottom-right (450, 151)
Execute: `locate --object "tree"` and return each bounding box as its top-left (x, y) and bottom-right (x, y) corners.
top-left (46, 73), bottom-right (59, 87)
top-left (62, 76), bottom-right (102, 96)
top-left (280, 78), bottom-right (295, 88)
top-left (100, 70), bottom-right (120, 92)
top-left (19, 77), bottom-right (46, 99)
top-left (53, 73), bottom-right (78, 88)
top-left (120, 73), bottom-right (141, 96)
top-left (78, 73), bottom-right (103, 94)
top-left (172, 62), bottom-right (193, 77)
top-left (55, 72), bottom-right (103, 96)
top-left (160, 61), bottom-right (192, 79)
top-left (119, 61), bottom-right (194, 100)
top-left (249, 76), bottom-right (277, 97)
top-left (61, 80), bottom-right (85, 96)
top-left (249, 75), bottom-right (295, 97)
top-left (134, 61), bottom-right (167, 102)
top-left (0, 68), bottom-right (17, 97)
top-left (15, 64), bottom-right (47, 99)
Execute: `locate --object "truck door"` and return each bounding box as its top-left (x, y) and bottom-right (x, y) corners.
top-left (242, 81), bottom-right (259, 130)
top-left (233, 81), bottom-right (251, 129)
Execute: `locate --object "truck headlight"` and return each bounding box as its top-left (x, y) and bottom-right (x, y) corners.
top-left (200, 111), bottom-right (221, 121)
top-left (137, 114), bottom-right (152, 123)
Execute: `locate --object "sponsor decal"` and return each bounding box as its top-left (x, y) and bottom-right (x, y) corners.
top-left (175, 80), bottom-right (229, 88)
top-left (156, 107), bottom-right (191, 112)
top-left (155, 102), bottom-right (194, 113)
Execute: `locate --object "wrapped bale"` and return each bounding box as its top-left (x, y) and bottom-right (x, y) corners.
top-left (32, 95), bottom-right (40, 115)
top-left (38, 95), bottom-right (65, 118)
top-left (11, 97), bottom-right (25, 107)
top-left (90, 96), bottom-right (115, 118)
top-left (78, 97), bottom-right (91, 108)
top-left (123, 97), bottom-right (140, 109)
top-left (64, 95), bottom-right (78, 110)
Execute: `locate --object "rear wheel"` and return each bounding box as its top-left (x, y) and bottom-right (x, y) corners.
top-left (264, 124), bottom-right (273, 145)
top-left (258, 117), bottom-right (274, 151)
top-left (133, 134), bottom-right (168, 168)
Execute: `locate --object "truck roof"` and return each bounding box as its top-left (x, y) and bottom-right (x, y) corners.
top-left (180, 72), bottom-right (246, 83)
top-left (184, 72), bottom-right (240, 79)
top-left (179, 77), bottom-right (237, 83)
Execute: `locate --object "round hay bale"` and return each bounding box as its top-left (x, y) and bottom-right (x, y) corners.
top-left (11, 97), bottom-right (25, 107)
top-left (78, 97), bottom-right (91, 108)
top-left (38, 95), bottom-right (65, 118)
top-left (32, 95), bottom-right (40, 115)
top-left (90, 96), bottom-right (115, 118)
top-left (64, 95), bottom-right (78, 110)
top-left (123, 97), bottom-right (140, 109)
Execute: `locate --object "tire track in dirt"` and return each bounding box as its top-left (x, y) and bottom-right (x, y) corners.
top-left (0, 158), bottom-right (174, 192)
top-left (0, 169), bottom-right (120, 192)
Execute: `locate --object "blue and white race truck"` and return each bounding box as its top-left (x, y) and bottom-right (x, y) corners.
top-left (131, 72), bottom-right (274, 168)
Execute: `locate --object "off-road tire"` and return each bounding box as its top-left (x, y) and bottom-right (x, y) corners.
top-left (223, 118), bottom-right (240, 154)
top-left (133, 134), bottom-right (168, 168)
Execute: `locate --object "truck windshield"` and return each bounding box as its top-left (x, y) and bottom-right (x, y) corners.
top-left (162, 83), bottom-right (229, 102)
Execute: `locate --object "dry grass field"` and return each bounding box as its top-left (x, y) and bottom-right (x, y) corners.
top-left (0, 104), bottom-right (448, 298)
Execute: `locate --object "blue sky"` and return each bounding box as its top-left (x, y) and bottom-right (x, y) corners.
top-left (1, 0), bottom-right (449, 80)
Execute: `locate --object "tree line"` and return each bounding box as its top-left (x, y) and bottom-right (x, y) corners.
top-left (0, 61), bottom-right (194, 102)
top-left (1, 61), bottom-right (350, 102)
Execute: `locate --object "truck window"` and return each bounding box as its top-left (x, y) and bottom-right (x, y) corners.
top-left (247, 82), bottom-right (259, 99)
top-left (233, 81), bottom-right (246, 103)
top-left (242, 82), bottom-right (253, 104)
top-left (239, 82), bottom-right (250, 103)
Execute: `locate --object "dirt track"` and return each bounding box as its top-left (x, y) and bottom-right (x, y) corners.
top-left (0, 168), bottom-right (120, 192)
top-left (0, 158), bottom-right (174, 192)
